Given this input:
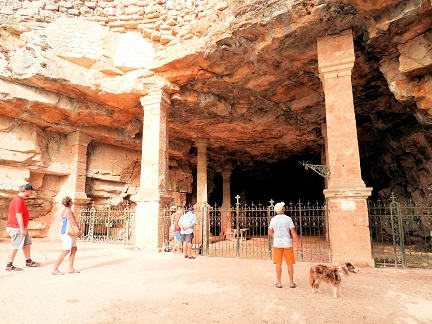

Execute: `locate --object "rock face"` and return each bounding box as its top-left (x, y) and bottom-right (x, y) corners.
top-left (0, 0), bottom-right (431, 236)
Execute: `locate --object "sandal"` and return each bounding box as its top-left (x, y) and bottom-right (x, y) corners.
top-left (26, 260), bottom-right (41, 267)
top-left (5, 265), bottom-right (22, 272)
top-left (68, 269), bottom-right (80, 274)
top-left (51, 270), bottom-right (64, 275)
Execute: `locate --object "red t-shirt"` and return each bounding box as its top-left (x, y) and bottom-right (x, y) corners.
top-left (7, 195), bottom-right (30, 228)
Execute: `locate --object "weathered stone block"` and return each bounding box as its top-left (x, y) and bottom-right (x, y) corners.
top-left (114, 31), bottom-right (155, 70)
top-left (0, 7), bottom-right (14, 14)
top-left (45, 4), bottom-right (59, 11)
top-left (68, 8), bottom-right (80, 15)
top-left (84, 2), bottom-right (96, 9)
top-left (398, 31), bottom-right (432, 77)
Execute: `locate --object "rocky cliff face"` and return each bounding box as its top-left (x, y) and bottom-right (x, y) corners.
top-left (0, 0), bottom-right (431, 236)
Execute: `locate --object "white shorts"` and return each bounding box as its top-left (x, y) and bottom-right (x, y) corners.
top-left (61, 234), bottom-right (77, 250)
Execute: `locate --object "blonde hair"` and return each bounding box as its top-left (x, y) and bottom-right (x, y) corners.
top-left (62, 196), bottom-right (73, 207)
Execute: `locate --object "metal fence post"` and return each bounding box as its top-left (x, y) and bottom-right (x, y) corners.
top-left (235, 195), bottom-right (240, 258)
top-left (89, 202), bottom-right (96, 243)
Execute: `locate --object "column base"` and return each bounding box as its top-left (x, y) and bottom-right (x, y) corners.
top-left (325, 188), bottom-right (375, 267)
top-left (133, 194), bottom-right (172, 251)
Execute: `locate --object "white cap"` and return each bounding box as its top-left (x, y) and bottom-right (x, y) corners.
top-left (274, 202), bottom-right (285, 214)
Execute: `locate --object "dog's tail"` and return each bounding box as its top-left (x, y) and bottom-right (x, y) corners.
top-left (309, 267), bottom-right (315, 287)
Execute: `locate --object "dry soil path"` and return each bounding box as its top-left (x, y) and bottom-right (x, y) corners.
top-left (1, 239), bottom-right (431, 324)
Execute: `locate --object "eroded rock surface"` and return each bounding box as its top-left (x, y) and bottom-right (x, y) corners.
top-left (0, 0), bottom-right (431, 236)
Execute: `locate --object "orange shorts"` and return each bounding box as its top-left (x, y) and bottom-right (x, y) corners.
top-left (273, 247), bottom-right (295, 265)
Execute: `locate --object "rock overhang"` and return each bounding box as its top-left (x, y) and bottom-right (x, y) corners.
top-left (0, 0), bottom-right (431, 175)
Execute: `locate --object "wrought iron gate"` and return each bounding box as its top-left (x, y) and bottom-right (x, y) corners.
top-left (79, 202), bottom-right (135, 244)
top-left (368, 194), bottom-right (432, 268)
top-left (161, 198), bottom-right (330, 262)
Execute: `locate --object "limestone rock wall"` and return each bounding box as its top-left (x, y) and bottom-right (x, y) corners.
top-left (0, 115), bottom-right (193, 237)
top-left (1, 0), bottom-right (431, 238)
top-left (86, 142), bottom-right (141, 201)
top-left (0, 117), bottom-right (70, 237)
top-left (0, 0), bottom-right (229, 47)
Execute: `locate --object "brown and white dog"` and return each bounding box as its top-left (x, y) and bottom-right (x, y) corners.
top-left (309, 262), bottom-right (359, 299)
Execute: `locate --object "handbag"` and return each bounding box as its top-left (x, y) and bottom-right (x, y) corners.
top-left (66, 220), bottom-right (80, 236)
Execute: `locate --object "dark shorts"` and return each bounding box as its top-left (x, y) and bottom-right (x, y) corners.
top-left (181, 233), bottom-right (194, 244)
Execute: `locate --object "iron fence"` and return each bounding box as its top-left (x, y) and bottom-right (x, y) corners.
top-left (79, 202), bottom-right (135, 244)
top-left (368, 194), bottom-right (432, 268)
top-left (161, 198), bottom-right (330, 262)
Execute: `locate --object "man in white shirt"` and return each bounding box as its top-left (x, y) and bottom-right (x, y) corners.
top-left (268, 202), bottom-right (302, 288)
top-left (179, 206), bottom-right (197, 259)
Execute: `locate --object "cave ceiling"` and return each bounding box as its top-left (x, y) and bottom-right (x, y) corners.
top-left (1, 0), bottom-right (431, 176)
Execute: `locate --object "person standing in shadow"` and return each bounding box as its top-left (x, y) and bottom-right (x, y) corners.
top-left (179, 206), bottom-right (197, 259)
top-left (171, 209), bottom-right (183, 254)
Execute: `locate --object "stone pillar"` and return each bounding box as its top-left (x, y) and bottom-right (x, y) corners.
top-left (49, 131), bottom-right (91, 239)
top-left (196, 138), bottom-right (208, 208)
top-left (317, 29), bottom-right (374, 266)
top-left (195, 138), bottom-right (208, 245)
top-left (67, 132), bottom-right (92, 208)
top-left (221, 168), bottom-right (232, 238)
top-left (321, 123), bottom-right (330, 241)
top-left (132, 88), bottom-right (172, 250)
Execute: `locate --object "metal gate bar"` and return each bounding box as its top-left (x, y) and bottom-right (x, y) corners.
top-left (79, 202), bottom-right (135, 244)
top-left (368, 194), bottom-right (432, 268)
top-left (161, 198), bottom-right (329, 262)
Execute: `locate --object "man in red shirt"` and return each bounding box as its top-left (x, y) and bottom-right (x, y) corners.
top-left (5, 183), bottom-right (41, 271)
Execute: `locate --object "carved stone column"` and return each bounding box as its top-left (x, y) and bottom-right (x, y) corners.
top-left (196, 138), bottom-right (208, 208)
top-left (317, 29), bottom-right (374, 266)
top-left (49, 131), bottom-right (91, 239)
top-left (221, 168), bottom-right (232, 238)
top-left (132, 88), bottom-right (172, 250)
top-left (195, 138), bottom-right (208, 245)
top-left (67, 131), bottom-right (92, 208)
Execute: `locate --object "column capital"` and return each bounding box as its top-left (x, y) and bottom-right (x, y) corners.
top-left (195, 137), bottom-right (209, 148)
top-left (67, 131), bottom-right (92, 146)
top-left (221, 170), bottom-right (232, 178)
top-left (317, 29), bottom-right (355, 80)
top-left (318, 58), bottom-right (354, 79)
top-left (140, 88), bottom-right (171, 110)
top-left (324, 187), bottom-right (373, 200)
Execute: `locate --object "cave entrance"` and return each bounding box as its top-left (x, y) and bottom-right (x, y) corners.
top-left (208, 155), bottom-right (326, 207)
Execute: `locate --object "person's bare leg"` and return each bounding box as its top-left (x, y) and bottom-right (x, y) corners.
top-left (183, 241), bottom-right (188, 257)
top-left (173, 242), bottom-right (181, 253)
top-left (69, 246), bottom-right (77, 270)
top-left (187, 242), bottom-right (193, 257)
top-left (23, 244), bottom-right (31, 259)
top-left (276, 264), bottom-right (282, 286)
top-left (7, 249), bottom-right (18, 263)
top-left (287, 264), bottom-right (295, 286)
top-left (52, 250), bottom-right (70, 272)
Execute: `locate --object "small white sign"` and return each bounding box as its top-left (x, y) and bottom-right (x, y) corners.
top-left (341, 200), bottom-right (356, 210)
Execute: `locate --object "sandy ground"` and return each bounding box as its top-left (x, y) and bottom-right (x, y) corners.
top-left (1, 239), bottom-right (431, 324)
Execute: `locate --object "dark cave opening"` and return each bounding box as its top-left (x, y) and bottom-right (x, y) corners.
top-left (208, 155), bottom-right (326, 207)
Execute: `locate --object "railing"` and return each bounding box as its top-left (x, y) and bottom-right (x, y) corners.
top-left (368, 194), bottom-right (432, 268)
top-left (79, 202), bottom-right (135, 244)
top-left (161, 198), bottom-right (330, 262)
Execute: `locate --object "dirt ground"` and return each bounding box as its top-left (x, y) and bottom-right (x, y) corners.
top-left (1, 239), bottom-right (431, 324)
